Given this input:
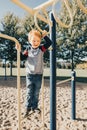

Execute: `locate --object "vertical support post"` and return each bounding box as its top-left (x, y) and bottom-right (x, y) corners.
top-left (71, 71), bottom-right (76, 120)
top-left (17, 46), bottom-right (21, 130)
top-left (41, 76), bottom-right (44, 130)
top-left (50, 13), bottom-right (56, 130)
top-left (4, 56), bottom-right (7, 80)
top-left (71, 50), bottom-right (74, 71)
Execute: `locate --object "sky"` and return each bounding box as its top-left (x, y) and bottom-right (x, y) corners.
top-left (0, 0), bottom-right (48, 27)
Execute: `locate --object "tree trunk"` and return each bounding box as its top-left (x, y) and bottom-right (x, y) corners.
top-left (10, 61), bottom-right (13, 76)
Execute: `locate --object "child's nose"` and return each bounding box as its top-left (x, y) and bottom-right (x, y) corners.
top-left (35, 42), bottom-right (38, 44)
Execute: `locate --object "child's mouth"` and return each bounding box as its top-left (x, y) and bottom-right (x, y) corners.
top-left (32, 45), bottom-right (39, 48)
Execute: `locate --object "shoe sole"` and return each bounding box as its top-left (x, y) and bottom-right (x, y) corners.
top-left (21, 111), bottom-right (35, 121)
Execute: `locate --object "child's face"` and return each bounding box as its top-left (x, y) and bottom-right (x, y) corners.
top-left (29, 35), bottom-right (41, 49)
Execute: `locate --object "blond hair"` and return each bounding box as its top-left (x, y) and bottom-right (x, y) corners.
top-left (28, 29), bottom-right (42, 41)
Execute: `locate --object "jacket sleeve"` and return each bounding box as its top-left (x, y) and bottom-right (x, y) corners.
top-left (20, 51), bottom-right (28, 60)
top-left (20, 45), bottom-right (31, 60)
top-left (39, 36), bottom-right (52, 52)
top-left (20, 46), bottom-right (29, 60)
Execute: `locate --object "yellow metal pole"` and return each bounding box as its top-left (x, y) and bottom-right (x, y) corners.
top-left (17, 43), bottom-right (21, 130)
top-left (11, 0), bottom-right (51, 24)
top-left (77, 0), bottom-right (87, 14)
top-left (52, 0), bottom-right (73, 28)
top-left (0, 33), bottom-right (21, 130)
top-left (34, 0), bottom-right (54, 10)
top-left (34, 9), bottom-right (52, 33)
top-left (41, 76), bottom-right (44, 130)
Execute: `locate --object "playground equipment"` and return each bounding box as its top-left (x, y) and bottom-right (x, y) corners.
top-left (0, 33), bottom-right (21, 130)
top-left (11, 0), bottom-right (53, 30)
top-left (11, 0), bottom-right (74, 32)
top-left (10, 1), bottom-right (71, 130)
top-left (77, 0), bottom-right (87, 14)
top-left (2, 0), bottom-right (86, 129)
top-left (52, 0), bottom-right (73, 28)
top-left (11, 0), bottom-right (87, 33)
top-left (34, 9), bottom-right (52, 34)
top-left (49, 13), bottom-right (56, 130)
top-left (56, 71), bottom-right (76, 120)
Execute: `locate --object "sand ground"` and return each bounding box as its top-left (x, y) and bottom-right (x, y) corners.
top-left (0, 77), bottom-right (87, 130)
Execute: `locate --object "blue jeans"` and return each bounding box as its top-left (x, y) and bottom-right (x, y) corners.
top-left (26, 74), bottom-right (42, 110)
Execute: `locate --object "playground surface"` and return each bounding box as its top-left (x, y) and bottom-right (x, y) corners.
top-left (0, 77), bottom-right (87, 130)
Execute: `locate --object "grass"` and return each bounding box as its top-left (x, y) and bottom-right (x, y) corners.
top-left (0, 67), bottom-right (87, 83)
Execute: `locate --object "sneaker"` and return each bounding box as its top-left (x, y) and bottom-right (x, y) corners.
top-left (32, 108), bottom-right (41, 114)
top-left (24, 108), bottom-right (31, 118)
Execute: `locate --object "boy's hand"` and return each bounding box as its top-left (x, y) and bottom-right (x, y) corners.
top-left (42, 30), bottom-right (48, 38)
top-left (23, 50), bottom-right (28, 56)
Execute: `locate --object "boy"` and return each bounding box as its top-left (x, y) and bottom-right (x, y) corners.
top-left (23, 29), bottom-right (52, 116)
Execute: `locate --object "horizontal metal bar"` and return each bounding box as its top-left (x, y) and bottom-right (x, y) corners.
top-left (56, 78), bottom-right (71, 85)
top-left (34, 0), bottom-right (54, 10)
top-left (0, 33), bottom-right (19, 45)
top-left (11, 0), bottom-right (51, 25)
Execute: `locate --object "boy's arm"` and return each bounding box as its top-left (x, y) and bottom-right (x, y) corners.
top-left (15, 44), bottom-right (28, 59)
top-left (20, 50), bottom-right (28, 60)
top-left (15, 43), bottom-right (29, 60)
top-left (22, 50), bottom-right (28, 56)
top-left (40, 36), bottom-right (52, 52)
